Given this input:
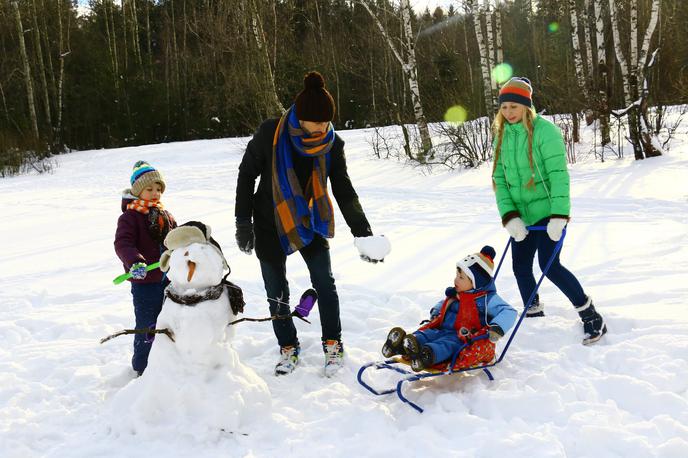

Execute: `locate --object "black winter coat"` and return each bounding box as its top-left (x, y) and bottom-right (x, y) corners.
top-left (235, 119), bottom-right (372, 261)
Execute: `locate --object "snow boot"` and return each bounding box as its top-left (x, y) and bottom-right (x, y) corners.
top-left (275, 345), bottom-right (300, 376)
top-left (576, 296), bottom-right (607, 345)
top-left (402, 334), bottom-right (430, 372)
top-left (411, 346), bottom-right (435, 372)
top-left (323, 339), bottom-right (344, 377)
top-left (381, 327), bottom-right (406, 358)
top-left (525, 294), bottom-right (545, 318)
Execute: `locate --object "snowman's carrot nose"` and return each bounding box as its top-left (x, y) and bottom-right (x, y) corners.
top-left (187, 260), bottom-right (196, 282)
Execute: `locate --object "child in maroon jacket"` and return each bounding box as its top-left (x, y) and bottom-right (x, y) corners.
top-left (114, 161), bottom-right (176, 375)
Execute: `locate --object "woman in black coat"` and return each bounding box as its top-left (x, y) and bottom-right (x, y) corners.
top-left (234, 71), bottom-right (390, 377)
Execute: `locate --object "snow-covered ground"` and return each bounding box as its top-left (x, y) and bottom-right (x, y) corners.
top-left (1, 118), bottom-right (687, 457)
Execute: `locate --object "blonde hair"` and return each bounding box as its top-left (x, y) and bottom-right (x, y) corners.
top-left (491, 105), bottom-right (538, 190)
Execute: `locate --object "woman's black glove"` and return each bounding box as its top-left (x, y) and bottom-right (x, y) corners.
top-left (235, 217), bottom-right (255, 254)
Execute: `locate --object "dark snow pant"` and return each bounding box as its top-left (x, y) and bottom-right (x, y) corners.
top-left (512, 218), bottom-right (587, 309)
top-left (130, 281), bottom-right (166, 373)
top-left (259, 240), bottom-right (341, 348)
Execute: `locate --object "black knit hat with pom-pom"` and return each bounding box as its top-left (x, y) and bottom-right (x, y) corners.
top-left (294, 71), bottom-right (335, 122)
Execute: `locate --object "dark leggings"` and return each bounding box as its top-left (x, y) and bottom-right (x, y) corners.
top-left (512, 218), bottom-right (587, 308)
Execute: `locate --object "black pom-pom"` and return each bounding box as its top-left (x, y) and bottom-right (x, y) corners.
top-left (304, 71), bottom-right (325, 89)
top-left (480, 245), bottom-right (496, 261)
top-left (133, 160), bottom-right (148, 169)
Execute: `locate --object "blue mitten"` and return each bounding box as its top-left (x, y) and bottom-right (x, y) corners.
top-left (130, 262), bottom-right (148, 280)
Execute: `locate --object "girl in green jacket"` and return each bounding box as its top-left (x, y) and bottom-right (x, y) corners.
top-left (491, 77), bottom-right (606, 345)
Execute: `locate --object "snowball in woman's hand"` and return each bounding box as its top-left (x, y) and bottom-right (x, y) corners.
top-left (354, 235), bottom-right (391, 262)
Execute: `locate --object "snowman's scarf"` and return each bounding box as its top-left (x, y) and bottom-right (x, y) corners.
top-left (164, 275), bottom-right (245, 315)
top-left (165, 283), bottom-right (224, 306)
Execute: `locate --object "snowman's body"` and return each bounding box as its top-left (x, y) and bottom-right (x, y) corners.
top-left (110, 237), bottom-right (270, 437)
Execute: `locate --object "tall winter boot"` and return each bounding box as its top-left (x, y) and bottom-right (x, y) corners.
top-left (525, 294), bottom-right (545, 318)
top-left (576, 296), bottom-right (607, 345)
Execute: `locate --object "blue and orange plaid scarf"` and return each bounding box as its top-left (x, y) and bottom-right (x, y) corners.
top-left (272, 106), bottom-right (335, 255)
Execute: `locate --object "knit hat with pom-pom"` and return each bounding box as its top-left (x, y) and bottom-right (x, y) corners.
top-left (498, 77), bottom-right (533, 108)
top-left (456, 245), bottom-right (497, 290)
top-left (294, 71), bottom-right (336, 122)
top-left (130, 160), bottom-right (166, 197)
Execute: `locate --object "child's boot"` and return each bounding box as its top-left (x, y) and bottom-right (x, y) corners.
top-left (381, 327), bottom-right (406, 358)
top-left (525, 294), bottom-right (545, 317)
top-left (403, 335), bottom-right (429, 372)
top-left (576, 296), bottom-right (607, 345)
top-left (408, 345), bottom-right (434, 372)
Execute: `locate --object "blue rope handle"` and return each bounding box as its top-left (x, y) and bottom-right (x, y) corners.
top-left (494, 225), bottom-right (566, 364)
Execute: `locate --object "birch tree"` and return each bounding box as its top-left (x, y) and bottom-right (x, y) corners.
top-left (249, 0), bottom-right (285, 117)
top-left (568, 0), bottom-right (587, 142)
top-left (484, 1), bottom-right (497, 95)
top-left (359, 0), bottom-right (433, 159)
top-left (13, 1), bottom-right (40, 141)
top-left (608, 0), bottom-right (661, 159)
top-left (467, 0), bottom-right (495, 117)
top-left (593, 0), bottom-right (610, 146)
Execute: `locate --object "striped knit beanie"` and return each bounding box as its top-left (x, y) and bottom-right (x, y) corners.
top-left (456, 245), bottom-right (496, 290)
top-left (130, 160), bottom-right (166, 197)
top-left (498, 77), bottom-right (533, 108)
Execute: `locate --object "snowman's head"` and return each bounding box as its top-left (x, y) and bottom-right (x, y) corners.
top-left (165, 242), bottom-right (225, 289)
top-left (160, 221), bottom-right (229, 290)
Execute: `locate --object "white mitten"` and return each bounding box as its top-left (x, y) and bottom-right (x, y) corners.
top-left (354, 235), bottom-right (391, 263)
top-left (505, 217), bottom-right (528, 242)
top-left (547, 218), bottom-right (567, 242)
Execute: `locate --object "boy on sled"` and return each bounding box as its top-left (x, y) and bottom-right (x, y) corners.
top-left (381, 246), bottom-right (517, 372)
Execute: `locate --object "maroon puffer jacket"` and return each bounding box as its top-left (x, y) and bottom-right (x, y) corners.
top-left (114, 199), bottom-right (177, 284)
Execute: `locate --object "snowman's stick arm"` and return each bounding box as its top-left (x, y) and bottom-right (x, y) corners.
top-left (99, 327), bottom-right (175, 344)
top-left (227, 312), bottom-right (311, 326)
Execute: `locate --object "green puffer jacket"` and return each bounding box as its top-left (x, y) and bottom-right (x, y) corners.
top-left (492, 115), bottom-right (570, 226)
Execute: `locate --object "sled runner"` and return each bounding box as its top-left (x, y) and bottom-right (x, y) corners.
top-left (357, 226), bottom-right (566, 413)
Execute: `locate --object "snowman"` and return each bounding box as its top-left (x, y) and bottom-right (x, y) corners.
top-left (109, 221), bottom-right (270, 438)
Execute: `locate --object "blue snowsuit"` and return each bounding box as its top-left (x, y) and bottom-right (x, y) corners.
top-left (413, 285), bottom-right (517, 364)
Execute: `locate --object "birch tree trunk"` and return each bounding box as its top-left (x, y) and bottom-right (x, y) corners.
top-left (593, 0), bottom-right (610, 146)
top-left (582, 0), bottom-right (595, 91)
top-left (400, 0), bottom-right (432, 157)
top-left (31, 0), bottom-right (52, 132)
top-left (56, 0), bottom-right (68, 149)
top-left (494, 4), bottom-right (503, 66)
top-left (359, 0), bottom-right (433, 160)
top-left (484, 1), bottom-right (497, 97)
top-left (249, 0), bottom-right (285, 117)
top-left (469, 0), bottom-right (494, 117)
top-left (569, 0), bottom-right (587, 97)
top-left (13, 1), bottom-right (40, 141)
top-left (608, 0), bottom-right (661, 159)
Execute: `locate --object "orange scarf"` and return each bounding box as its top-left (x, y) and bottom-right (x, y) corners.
top-left (126, 199), bottom-right (164, 215)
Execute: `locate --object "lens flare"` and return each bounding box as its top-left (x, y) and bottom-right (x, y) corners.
top-left (492, 63), bottom-right (513, 84)
top-left (548, 22), bottom-right (560, 33)
top-left (444, 105), bottom-right (468, 125)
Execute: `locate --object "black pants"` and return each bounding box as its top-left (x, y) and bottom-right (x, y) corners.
top-left (259, 239), bottom-right (341, 348)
